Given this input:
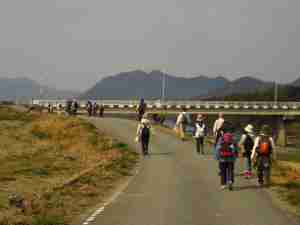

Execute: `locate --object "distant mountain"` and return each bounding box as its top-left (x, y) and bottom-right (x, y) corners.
top-left (81, 70), bottom-right (230, 100)
top-left (291, 77), bottom-right (300, 87)
top-left (206, 76), bottom-right (274, 98)
top-left (0, 77), bottom-right (78, 101)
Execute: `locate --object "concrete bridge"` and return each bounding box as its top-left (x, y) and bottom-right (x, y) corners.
top-left (33, 99), bottom-right (300, 116)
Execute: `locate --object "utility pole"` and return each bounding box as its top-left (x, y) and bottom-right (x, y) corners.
top-left (274, 81), bottom-right (278, 104)
top-left (161, 70), bottom-right (166, 103)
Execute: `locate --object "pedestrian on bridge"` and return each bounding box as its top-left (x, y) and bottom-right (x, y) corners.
top-left (136, 114), bottom-right (151, 156)
top-left (193, 114), bottom-right (208, 154)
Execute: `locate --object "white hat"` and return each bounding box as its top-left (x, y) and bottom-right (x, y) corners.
top-left (244, 124), bottom-right (254, 134)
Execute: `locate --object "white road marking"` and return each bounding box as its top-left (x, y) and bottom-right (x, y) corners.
top-left (81, 163), bottom-right (141, 225)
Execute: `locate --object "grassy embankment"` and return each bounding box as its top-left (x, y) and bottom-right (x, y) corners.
top-left (271, 141), bottom-right (300, 214)
top-left (0, 106), bottom-right (138, 225)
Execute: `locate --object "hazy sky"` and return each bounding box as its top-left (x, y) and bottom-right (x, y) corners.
top-left (0, 0), bottom-right (300, 91)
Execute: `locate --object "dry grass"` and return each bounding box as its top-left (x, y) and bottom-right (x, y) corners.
top-left (0, 107), bottom-right (138, 225)
top-left (271, 154), bottom-right (300, 215)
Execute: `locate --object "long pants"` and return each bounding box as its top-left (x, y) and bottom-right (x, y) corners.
top-left (141, 138), bottom-right (150, 155)
top-left (257, 156), bottom-right (271, 184)
top-left (220, 161), bottom-right (235, 185)
top-left (244, 153), bottom-right (252, 172)
top-left (179, 123), bottom-right (186, 139)
top-left (196, 137), bottom-right (204, 154)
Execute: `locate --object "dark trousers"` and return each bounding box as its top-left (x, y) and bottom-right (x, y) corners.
top-left (220, 161), bottom-right (234, 185)
top-left (257, 156), bottom-right (271, 184)
top-left (196, 137), bottom-right (204, 154)
top-left (141, 138), bottom-right (150, 155)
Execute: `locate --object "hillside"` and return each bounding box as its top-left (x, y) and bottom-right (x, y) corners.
top-left (206, 76), bottom-right (274, 98)
top-left (81, 70), bottom-right (229, 100)
top-left (205, 85), bottom-right (300, 101)
top-left (0, 77), bottom-right (78, 101)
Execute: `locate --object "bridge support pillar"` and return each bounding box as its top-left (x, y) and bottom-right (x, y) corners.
top-left (276, 117), bottom-right (287, 147)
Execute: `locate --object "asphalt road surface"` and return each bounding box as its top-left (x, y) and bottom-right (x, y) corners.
top-left (85, 117), bottom-right (300, 225)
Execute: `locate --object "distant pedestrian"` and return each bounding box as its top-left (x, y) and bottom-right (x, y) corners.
top-left (215, 126), bottom-right (238, 191)
top-left (251, 125), bottom-right (276, 187)
top-left (136, 114), bottom-right (151, 156)
top-left (213, 112), bottom-right (225, 146)
top-left (99, 104), bottom-right (105, 117)
top-left (238, 124), bottom-right (255, 179)
top-left (175, 109), bottom-right (188, 141)
top-left (137, 98), bottom-right (147, 121)
top-left (193, 114), bottom-right (208, 154)
top-left (87, 101), bottom-right (92, 117)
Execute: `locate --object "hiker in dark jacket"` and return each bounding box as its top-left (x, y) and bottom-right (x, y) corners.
top-left (238, 124), bottom-right (255, 179)
top-left (136, 114), bottom-right (151, 156)
top-left (137, 98), bottom-right (146, 121)
top-left (216, 131), bottom-right (238, 191)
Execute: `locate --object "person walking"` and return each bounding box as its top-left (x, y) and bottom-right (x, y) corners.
top-left (137, 98), bottom-right (147, 121)
top-left (99, 104), bottom-right (105, 117)
top-left (175, 109), bottom-right (188, 141)
top-left (215, 128), bottom-right (238, 191)
top-left (238, 124), bottom-right (255, 179)
top-left (213, 112), bottom-right (225, 146)
top-left (193, 114), bottom-right (208, 154)
top-left (136, 114), bottom-right (151, 156)
top-left (251, 125), bottom-right (276, 187)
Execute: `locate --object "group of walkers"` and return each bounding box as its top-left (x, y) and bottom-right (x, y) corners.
top-left (135, 107), bottom-right (277, 191)
top-left (66, 99), bottom-right (79, 115)
top-left (86, 101), bottom-right (105, 117)
top-left (212, 112), bottom-right (276, 190)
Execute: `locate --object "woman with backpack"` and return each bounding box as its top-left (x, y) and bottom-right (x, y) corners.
top-left (238, 124), bottom-right (255, 179)
top-left (251, 125), bottom-right (276, 187)
top-left (193, 114), bottom-right (208, 154)
top-left (215, 123), bottom-right (238, 191)
top-left (136, 114), bottom-right (151, 156)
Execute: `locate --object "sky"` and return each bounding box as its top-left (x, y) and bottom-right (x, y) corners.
top-left (0, 0), bottom-right (300, 91)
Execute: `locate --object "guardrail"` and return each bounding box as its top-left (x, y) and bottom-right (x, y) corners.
top-left (32, 99), bottom-right (300, 111)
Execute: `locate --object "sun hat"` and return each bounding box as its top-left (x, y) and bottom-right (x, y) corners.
top-left (244, 124), bottom-right (254, 134)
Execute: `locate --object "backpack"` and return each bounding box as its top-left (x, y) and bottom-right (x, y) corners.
top-left (141, 125), bottom-right (150, 139)
top-left (257, 136), bottom-right (272, 156)
top-left (219, 133), bottom-right (236, 158)
top-left (181, 114), bottom-right (188, 124)
top-left (243, 134), bottom-right (254, 152)
top-left (220, 143), bottom-right (236, 158)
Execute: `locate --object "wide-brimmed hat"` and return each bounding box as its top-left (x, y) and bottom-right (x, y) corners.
top-left (196, 114), bottom-right (204, 121)
top-left (244, 124), bottom-right (254, 134)
top-left (260, 125), bottom-right (271, 136)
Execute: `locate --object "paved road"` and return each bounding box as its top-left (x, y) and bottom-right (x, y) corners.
top-left (85, 117), bottom-right (299, 225)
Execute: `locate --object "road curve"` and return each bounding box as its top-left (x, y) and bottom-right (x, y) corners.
top-left (84, 117), bottom-right (299, 225)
